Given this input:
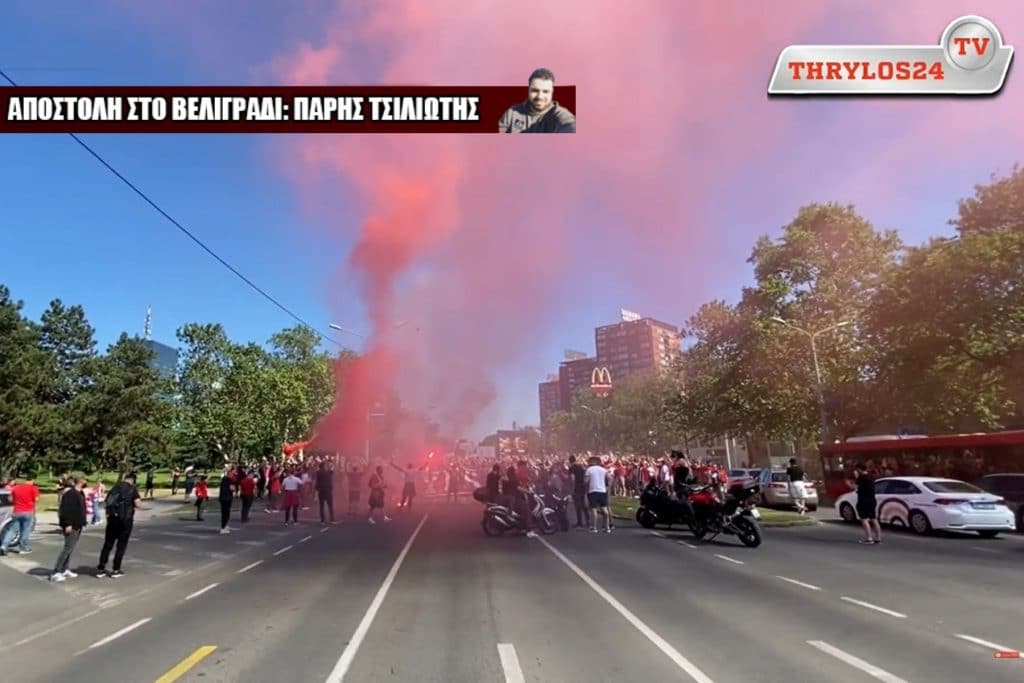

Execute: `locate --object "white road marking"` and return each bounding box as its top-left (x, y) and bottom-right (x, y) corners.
top-left (299, 535), bottom-right (313, 543)
top-left (954, 633), bottom-right (1016, 652)
top-left (235, 540), bottom-right (266, 546)
top-left (273, 545), bottom-right (293, 556)
top-left (807, 640), bottom-right (908, 682)
top-left (497, 643), bottom-right (526, 683)
top-left (162, 569), bottom-right (184, 577)
top-left (713, 554), bottom-right (744, 565)
top-left (84, 618), bottom-right (152, 652)
top-left (159, 544), bottom-right (185, 551)
top-left (536, 536), bottom-right (714, 683)
top-left (324, 514), bottom-right (429, 683)
top-left (971, 545), bottom-right (997, 553)
top-left (184, 583), bottom-right (219, 601)
top-left (238, 560), bottom-right (263, 574)
top-left (678, 541), bottom-right (697, 549)
top-left (650, 531), bottom-right (665, 537)
top-left (320, 527), bottom-right (330, 533)
top-left (775, 575), bottom-right (822, 591)
top-left (840, 596), bottom-right (907, 618)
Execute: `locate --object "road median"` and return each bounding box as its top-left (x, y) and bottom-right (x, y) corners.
top-left (609, 496), bottom-right (818, 527)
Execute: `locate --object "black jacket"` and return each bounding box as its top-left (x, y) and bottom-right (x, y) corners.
top-left (58, 487), bottom-right (87, 530)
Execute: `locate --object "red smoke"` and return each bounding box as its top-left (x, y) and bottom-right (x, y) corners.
top-left (255, 0), bottom-right (1024, 451)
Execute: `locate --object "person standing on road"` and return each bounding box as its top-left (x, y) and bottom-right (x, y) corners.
top-left (51, 477), bottom-right (86, 582)
top-left (97, 473), bottom-right (142, 578)
top-left (367, 465), bottom-right (391, 524)
top-left (347, 465), bottom-right (363, 516)
top-left (2, 475), bottom-right (40, 555)
top-left (786, 458), bottom-right (808, 515)
top-left (239, 469), bottom-right (256, 523)
top-left (194, 475), bottom-right (209, 521)
top-left (585, 456), bottom-right (611, 533)
top-left (218, 470), bottom-right (235, 535)
top-left (851, 463), bottom-right (881, 544)
top-left (316, 462), bottom-right (336, 525)
top-left (568, 456), bottom-right (590, 530)
top-left (485, 464), bottom-right (501, 503)
top-left (183, 466), bottom-right (196, 503)
top-left (90, 478), bottom-right (106, 526)
top-left (144, 468), bottom-right (155, 499)
top-left (281, 468), bottom-right (303, 525)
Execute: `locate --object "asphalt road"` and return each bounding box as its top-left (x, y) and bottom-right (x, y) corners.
top-left (2, 496), bottom-right (1023, 682)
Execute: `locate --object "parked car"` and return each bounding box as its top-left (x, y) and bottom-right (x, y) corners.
top-left (976, 473), bottom-right (1024, 531)
top-left (0, 486), bottom-right (14, 554)
top-left (755, 469), bottom-right (818, 511)
top-left (727, 468), bottom-right (762, 488)
top-left (835, 476), bottom-right (1016, 538)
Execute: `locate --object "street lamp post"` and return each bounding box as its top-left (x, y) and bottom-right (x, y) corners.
top-left (770, 317), bottom-right (852, 443)
top-left (365, 405), bottom-right (385, 463)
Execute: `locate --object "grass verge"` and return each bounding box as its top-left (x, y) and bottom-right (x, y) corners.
top-left (609, 496), bottom-right (816, 527)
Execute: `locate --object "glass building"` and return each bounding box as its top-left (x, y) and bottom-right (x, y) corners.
top-left (142, 339), bottom-right (179, 379)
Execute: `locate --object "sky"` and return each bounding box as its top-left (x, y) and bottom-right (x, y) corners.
top-left (1, 1), bottom-right (1022, 443)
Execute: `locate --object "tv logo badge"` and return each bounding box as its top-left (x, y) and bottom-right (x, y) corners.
top-left (768, 15), bottom-right (1013, 95)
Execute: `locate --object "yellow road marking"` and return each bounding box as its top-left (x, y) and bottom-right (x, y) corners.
top-left (154, 645), bottom-right (217, 683)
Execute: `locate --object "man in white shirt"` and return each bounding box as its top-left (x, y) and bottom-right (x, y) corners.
top-left (584, 456), bottom-right (611, 533)
top-left (281, 470), bottom-right (303, 525)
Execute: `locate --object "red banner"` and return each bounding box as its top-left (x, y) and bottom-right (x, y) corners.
top-left (0, 85), bottom-right (576, 134)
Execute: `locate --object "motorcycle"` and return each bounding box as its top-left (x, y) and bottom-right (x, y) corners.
top-left (635, 482), bottom-right (696, 531)
top-left (476, 487), bottom-right (557, 537)
top-left (688, 482), bottom-right (763, 548)
top-left (540, 489), bottom-right (571, 532)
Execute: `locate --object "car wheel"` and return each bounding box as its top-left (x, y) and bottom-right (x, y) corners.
top-left (977, 530), bottom-right (1000, 539)
top-left (839, 502), bottom-right (857, 522)
top-left (909, 510), bottom-right (931, 535)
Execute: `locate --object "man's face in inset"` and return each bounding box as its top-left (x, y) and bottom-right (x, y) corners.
top-left (528, 77), bottom-right (554, 111)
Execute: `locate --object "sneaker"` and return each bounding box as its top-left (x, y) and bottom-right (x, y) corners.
top-left (859, 539), bottom-right (874, 544)
top-left (96, 569), bottom-right (108, 578)
top-left (18, 549), bottom-right (31, 555)
top-left (590, 528), bottom-right (598, 533)
top-left (219, 528), bottom-right (230, 535)
top-left (62, 570), bottom-right (78, 579)
top-left (383, 516), bottom-right (392, 523)
top-left (368, 518), bottom-right (376, 525)
top-left (605, 528), bottom-right (612, 533)
top-left (525, 531), bottom-right (537, 538)
top-left (109, 570), bottom-right (124, 579)
top-left (49, 573), bottom-right (65, 582)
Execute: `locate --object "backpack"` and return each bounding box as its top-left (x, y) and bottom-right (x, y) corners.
top-left (105, 485), bottom-right (133, 520)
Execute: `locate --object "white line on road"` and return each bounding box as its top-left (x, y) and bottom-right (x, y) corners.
top-left (320, 527), bottom-right (330, 533)
top-left (650, 531), bottom-right (665, 537)
top-left (273, 545), bottom-right (293, 556)
top-left (324, 514), bottom-right (429, 683)
top-left (535, 535), bottom-right (714, 683)
top-left (807, 640), bottom-right (908, 682)
top-left (678, 541), bottom-right (697, 549)
top-left (775, 575), bottom-right (822, 591)
top-left (954, 633), bottom-right (1016, 652)
top-left (497, 643), bottom-right (525, 683)
top-left (299, 535), bottom-right (313, 543)
top-left (85, 618), bottom-right (152, 652)
top-left (971, 545), bottom-right (997, 553)
top-left (713, 554), bottom-right (744, 565)
top-left (840, 596), bottom-right (907, 618)
top-left (185, 583), bottom-right (219, 601)
top-left (238, 560), bottom-right (263, 574)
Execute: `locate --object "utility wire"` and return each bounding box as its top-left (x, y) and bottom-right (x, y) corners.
top-left (0, 70), bottom-right (345, 349)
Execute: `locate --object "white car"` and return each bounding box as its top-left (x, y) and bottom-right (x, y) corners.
top-left (835, 476), bottom-right (1016, 538)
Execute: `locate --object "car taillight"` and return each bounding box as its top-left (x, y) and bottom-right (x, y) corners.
top-left (933, 498), bottom-right (968, 505)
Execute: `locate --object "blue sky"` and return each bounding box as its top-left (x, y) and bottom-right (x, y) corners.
top-left (2, 3), bottom-right (1021, 439)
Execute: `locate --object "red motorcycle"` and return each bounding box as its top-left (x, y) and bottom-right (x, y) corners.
top-left (686, 481), bottom-right (763, 548)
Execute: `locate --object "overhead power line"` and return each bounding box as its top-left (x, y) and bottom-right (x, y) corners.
top-left (0, 70), bottom-right (345, 349)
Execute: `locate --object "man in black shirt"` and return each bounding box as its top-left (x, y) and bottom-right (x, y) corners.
top-left (51, 477), bottom-right (86, 582)
top-left (852, 463), bottom-right (881, 544)
top-left (485, 465), bottom-right (501, 503)
top-left (316, 462), bottom-right (335, 524)
top-left (97, 473), bottom-right (143, 578)
top-left (785, 458), bottom-right (808, 515)
top-left (567, 455), bottom-right (591, 529)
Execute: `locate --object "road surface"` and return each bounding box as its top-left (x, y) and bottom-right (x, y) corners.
top-left (2, 498), bottom-right (1022, 682)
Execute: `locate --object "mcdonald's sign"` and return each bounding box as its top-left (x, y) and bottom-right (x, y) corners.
top-left (591, 366), bottom-right (612, 387)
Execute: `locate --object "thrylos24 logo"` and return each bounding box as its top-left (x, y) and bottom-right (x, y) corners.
top-left (768, 15), bottom-right (1013, 95)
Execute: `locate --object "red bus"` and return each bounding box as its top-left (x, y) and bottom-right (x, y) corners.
top-left (819, 430), bottom-right (1024, 500)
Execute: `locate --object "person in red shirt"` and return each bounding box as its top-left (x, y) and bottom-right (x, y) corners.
top-left (4, 476), bottom-right (40, 554)
top-left (239, 470), bottom-right (256, 523)
top-left (193, 476), bottom-right (209, 521)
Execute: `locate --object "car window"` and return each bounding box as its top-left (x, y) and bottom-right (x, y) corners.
top-left (728, 470), bottom-right (747, 478)
top-left (872, 479), bottom-right (892, 494)
top-left (771, 473), bottom-right (789, 483)
top-left (923, 480), bottom-right (984, 494)
top-left (887, 480), bottom-right (921, 495)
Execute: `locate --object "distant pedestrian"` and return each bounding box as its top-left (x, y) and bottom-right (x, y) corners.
top-left (585, 456), bottom-right (611, 533)
top-left (347, 466), bottom-right (363, 516)
top-left (171, 468), bottom-right (180, 496)
top-left (367, 466), bottom-right (391, 524)
top-left (851, 463), bottom-right (881, 544)
top-left (282, 469), bottom-right (303, 525)
top-left (568, 456), bottom-right (590, 529)
top-left (96, 473), bottom-right (142, 578)
top-left (316, 462), bottom-right (335, 525)
top-left (90, 478), bottom-right (106, 525)
top-left (51, 478), bottom-right (86, 582)
top-left (194, 475), bottom-right (209, 521)
top-left (786, 457), bottom-right (808, 515)
top-left (144, 468), bottom-right (155, 499)
top-left (1, 475), bottom-right (40, 555)
top-left (183, 467), bottom-right (196, 502)
top-left (239, 470), bottom-right (256, 522)
top-left (218, 470), bottom-right (235, 535)
top-left (400, 463), bottom-right (419, 510)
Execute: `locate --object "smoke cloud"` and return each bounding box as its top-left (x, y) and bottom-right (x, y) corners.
top-left (255, 0), bottom-right (1024, 450)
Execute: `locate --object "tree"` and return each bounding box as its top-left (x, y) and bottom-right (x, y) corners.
top-left (0, 286), bottom-right (50, 476)
top-left (951, 164), bottom-right (1024, 236)
top-left (266, 325), bottom-right (335, 445)
top-left (89, 334), bottom-right (174, 474)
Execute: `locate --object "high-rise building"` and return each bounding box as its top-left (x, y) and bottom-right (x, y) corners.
top-left (558, 356), bottom-right (599, 410)
top-left (595, 316), bottom-right (680, 383)
top-left (538, 380), bottom-right (562, 429)
top-left (141, 306), bottom-right (179, 379)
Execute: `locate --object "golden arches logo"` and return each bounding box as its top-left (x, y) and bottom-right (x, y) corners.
top-left (591, 366), bottom-right (612, 387)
